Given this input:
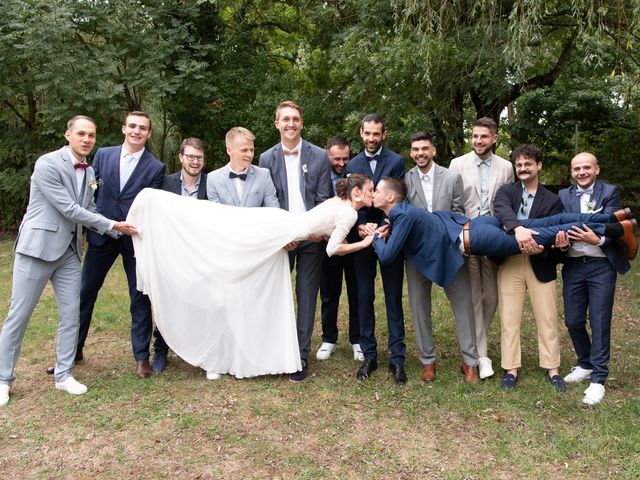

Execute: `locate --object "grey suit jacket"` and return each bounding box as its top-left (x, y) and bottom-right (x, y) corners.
top-left (206, 164), bottom-right (279, 207)
top-left (258, 139), bottom-right (332, 211)
top-left (405, 163), bottom-right (465, 213)
top-left (14, 147), bottom-right (113, 262)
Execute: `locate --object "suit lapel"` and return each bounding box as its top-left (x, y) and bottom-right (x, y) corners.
top-left (298, 141), bottom-right (308, 204)
top-left (223, 166), bottom-right (241, 206)
top-left (410, 167), bottom-right (428, 210)
top-left (467, 154), bottom-right (481, 199)
top-left (591, 181), bottom-right (604, 210)
top-left (272, 145), bottom-right (289, 209)
top-left (241, 167), bottom-right (256, 207)
top-left (61, 148), bottom-right (80, 201)
top-left (431, 165), bottom-right (443, 211)
top-left (569, 185), bottom-right (581, 212)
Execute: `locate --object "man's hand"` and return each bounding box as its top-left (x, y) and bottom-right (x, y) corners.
top-left (284, 241), bottom-right (299, 251)
top-left (514, 226), bottom-right (543, 255)
top-left (358, 222), bottom-right (378, 238)
top-left (113, 222), bottom-right (137, 236)
top-left (376, 224), bottom-right (390, 241)
top-left (307, 234), bottom-right (323, 243)
top-left (553, 231), bottom-right (570, 250)
top-left (567, 224), bottom-right (600, 245)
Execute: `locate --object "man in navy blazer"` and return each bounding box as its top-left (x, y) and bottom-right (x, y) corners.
top-left (493, 144), bottom-right (566, 392)
top-left (558, 152), bottom-right (631, 405)
top-left (345, 114), bottom-right (408, 385)
top-left (77, 111), bottom-right (165, 379)
top-left (259, 101), bottom-right (332, 382)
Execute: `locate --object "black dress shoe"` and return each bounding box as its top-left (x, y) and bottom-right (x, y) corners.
top-left (356, 358), bottom-right (378, 380)
top-left (289, 359), bottom-right (308, 382)
top-left (389, 363), bottom-right (407, 385)
top-left (75, 349), bottom-right (84, 362)
top-left (46, 366), bottom-right (55, 375)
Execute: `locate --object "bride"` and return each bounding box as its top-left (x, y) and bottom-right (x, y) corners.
top-left (128, 174), bottom-right (375, 379)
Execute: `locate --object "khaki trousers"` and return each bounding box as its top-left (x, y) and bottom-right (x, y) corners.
top-left (497, 255), bottom-right (560, 370)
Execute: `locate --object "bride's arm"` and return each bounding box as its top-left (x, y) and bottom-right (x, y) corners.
top-left (326, 209), bottom-right (372, 256)
top-left (330, 235), bottom-right (373, 256)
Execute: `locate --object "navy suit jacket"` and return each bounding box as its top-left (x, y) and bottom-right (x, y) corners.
top-left (258, 139), bottom-right (332, 211)
top-left (559, 181), bottom-right (629, 274)
top-left (89, 145), bottom-right (165, 249)
top-left (162, 171), bottom-right (208, 199)
top-left (374, 201), bottom-right (467, 288)
top-left (346, 147), bottom-right (406, 227)
top-left (494, 181), bottom-right (564, 282)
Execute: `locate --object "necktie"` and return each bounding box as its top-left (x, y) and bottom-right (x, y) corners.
top-left (284, 149), bottom-right (299, 156)
top-left (74, 162), bottom-right (89, 169)
top-left (229, 172), bottom-right (247, 181)
top-left (120, 153), bottom-right (136, 190)
top-left (576, 187), bottom-right (594, 196)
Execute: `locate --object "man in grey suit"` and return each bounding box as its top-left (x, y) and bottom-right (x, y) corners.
top-left (259, 101), bottom-right (332, 382)
top-left (0, 116), bottom-right (136, 406)
top-left (207, 127), bottom-right (279, 208)
top-left (404, 131), bottom-right (479, 384)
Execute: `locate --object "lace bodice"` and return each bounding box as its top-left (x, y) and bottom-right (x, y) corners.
top-left (293, 198), bottom-right (358, 256)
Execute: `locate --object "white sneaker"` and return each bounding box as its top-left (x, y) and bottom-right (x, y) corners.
top-left (55, 377), bottom-right (88, 395)
top-left (352, 343), bottom-right (364, 362)
top-left (582, 383), bottom-right (605, 405)
top-left (564, 366), bottom-right (593, 383)
top-left (316, 342), bottom-right (336, 360)
top-left (206, 371), bottom-right (221, 381)
top-left (0, 384), bottom-right (9, 406)
top-left (478, 357), bottom-right (495, 379)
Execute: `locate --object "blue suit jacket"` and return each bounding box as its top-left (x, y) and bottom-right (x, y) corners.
top-left (494, 181), bottom-right (564, 282)
top-left (559, 181), bottom-right (629, 274)
top-left (374, 201), bottom-right (467, 287)
top-left (346, 147), bottom-right (406, 227)
top-left (89, 145), bottom-right (165, 249)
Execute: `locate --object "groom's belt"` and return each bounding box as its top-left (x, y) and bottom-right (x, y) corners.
top-left (463, 221), bottom-right (471, 256)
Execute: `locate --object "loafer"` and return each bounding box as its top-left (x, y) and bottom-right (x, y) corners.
top-left (564, 365), bottom-right (592, 383)
top-left (289, 359), bottom-right (308, 382)
top-left (389, 363), bottom-right (407, 385)
top-left (352, 344), bottom-right (364, 362)
top-left (356, 358), bottom-right (378, 380)
top-left (151, 353), bottom-right (168, 373)
top-left (460, 363), bottom-right (479, 384)
top-left (547, 372), bottom-right (566, 393)
top-left (316, 342), bottom-right (336, 361)
top-left (582, 382), bottom-right (605, 405)
top-left (55, 376), bottom-right (88, 395)
top-left (619, 219), bottom-right (638, 260)
top-left (478, 356), bottom-right (495, 379)
top-left (0, 384), bottom-right (9, 407)
top-left (612, 207), bottom-right (633, 222)
top-left (420, 363), bottom-right (436, 382)
top-left (135, 359), bottom-right (152, 379)
top-left (500, 373), bottom-right (518, 389)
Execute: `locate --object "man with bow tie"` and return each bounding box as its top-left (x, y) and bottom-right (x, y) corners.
top-left (259, 101), bottom-right (332, 382)
top-left (0, 116), bottom-right (136, 406)
top-left (557, 152), bottom-right (631, 405)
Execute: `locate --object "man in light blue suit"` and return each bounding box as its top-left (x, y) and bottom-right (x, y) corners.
top-left (208, 127), bottom-right (279, 208)
top-left (76, 111), bottom-right (165, 379)
top-left (0, 116), bottom-right (136, 407)
top-left (558, 152), bottom-right (632, 405)
top-left (259, 101), bottom-right (332, 382)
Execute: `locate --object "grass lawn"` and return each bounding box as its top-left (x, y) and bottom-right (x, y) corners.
top-left (0, 239), bottom-right (638, 479)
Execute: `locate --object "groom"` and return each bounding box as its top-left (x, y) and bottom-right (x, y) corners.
top-left (0, 116), bottom-right (136, 406)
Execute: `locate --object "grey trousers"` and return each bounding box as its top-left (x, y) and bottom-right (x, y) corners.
top-left (406, 260), bottom-right (478, 367)
top-left (0, 248), bottom-right (80, 385)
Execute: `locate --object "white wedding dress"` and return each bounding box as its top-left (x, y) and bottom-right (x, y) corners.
top-left (127, 188), bottom-right (357, 378)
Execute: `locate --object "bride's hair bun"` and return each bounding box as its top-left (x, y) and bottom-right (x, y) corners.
top-left (335, 173), bottom-right (371, 200)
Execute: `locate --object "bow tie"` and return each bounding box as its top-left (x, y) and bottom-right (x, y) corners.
top-left (366, 154), bottom-right (380, 162)
top-left (229, 172), bottom-right (247, 181)
top-left (74, 162), bottom-right (89, 169)
top-left (284, 149), bottom-right (299, 156)
top-left (576, 187), bottom-right (593, 196)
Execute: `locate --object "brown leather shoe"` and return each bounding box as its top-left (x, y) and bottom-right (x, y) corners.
top-left (613, 208), bottom-right (633, 222)
top-left (460, 363), bottom-right (479, 384)
top-left (620, 219), bottom-right (638, 260)
top-left (136, 359), bottom-right (152, 378)
top-left (420, 363), bottom-right (436, 382)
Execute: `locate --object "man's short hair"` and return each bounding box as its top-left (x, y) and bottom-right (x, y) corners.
top-left (361, 114), bottom-right (387, 132)
top-left (179, 137), bottom-right (205, 154)
top-left (472, 117), bottom-right (497, 134)
top-left (67, 115), bottom-right (96, 130)
top-left (275, 101), bottom-right (303, 120)
top-left (380, 176), bottom-right (407, 202)
top-left (409, 131), bottom-right (434, 145)
top-left (327, 135), bottom-right (350, 151)
top-left (125, 111), bottom-right (152, 130)
top-left (225, 127), bottom-right (255, 146)
top-left (511, 143), bottom-right (543, 164)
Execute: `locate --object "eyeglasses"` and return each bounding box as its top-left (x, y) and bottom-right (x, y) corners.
top-left (182, 154), bottom-right (205, 162)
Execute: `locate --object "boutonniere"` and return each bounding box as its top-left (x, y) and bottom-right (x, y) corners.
top-left (302, 164), bottom-right (308, 175)
top-left (88, 177), bottom-right (104, 191)
top-left (586, 201), bottom-right (597, 213)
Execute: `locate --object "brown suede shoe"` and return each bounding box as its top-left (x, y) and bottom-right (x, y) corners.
top-left (613, 208), bottom-right (633, 222)
top-left (620, 219), bottom-right (638, 260)
top-left (135, 359), bottom-right (152, 378)
top-left (460, 363), bottom-right (479, 384)
top-left (420, 363), bottom-right (436, 382)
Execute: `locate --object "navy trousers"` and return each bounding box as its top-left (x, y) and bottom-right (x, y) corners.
top-left (562, 257), bottom-right (616, 384)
